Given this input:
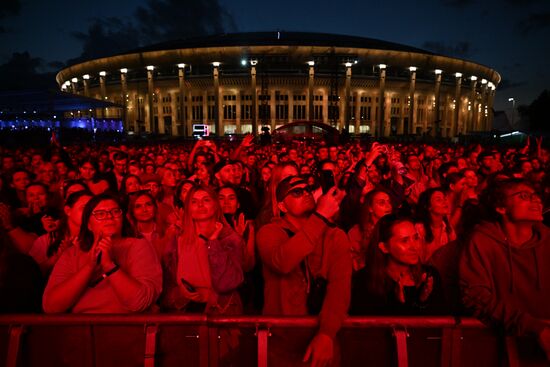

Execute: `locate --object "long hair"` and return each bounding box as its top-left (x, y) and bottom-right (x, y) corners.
top-left (127, 191), bottom-right (165, 236)
top-left (415, 187), bottom-right (452, 243)
top-left (364, 214), bottom-right (420, 300)
top-left (47, 190), bottom-right (93, 257)
top-left (173, 179), bottom-right (197, 209)
top-left (78, 158), bottom-right (100, 182)
top-left (359, 189), bottom-right (393, 234)
top-left (179, 185), bottom-right (228, 249)
top-left (78, 193), bottom-right (136, 252)
top-left (358, 189), bottom-right (393, 255)
top-left (120, 174), bottom-right (142, 197)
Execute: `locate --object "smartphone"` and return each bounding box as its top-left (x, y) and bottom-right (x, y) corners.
top-left (180, 278), bottom-right (196, 293)
top-left (320, 170), bottom-right (336, 194)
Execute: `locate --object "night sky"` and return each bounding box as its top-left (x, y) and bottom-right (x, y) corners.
top-left (1, 0), bottom-right (549, 113)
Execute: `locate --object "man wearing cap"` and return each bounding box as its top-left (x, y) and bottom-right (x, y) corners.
top-left (256, 175), bottom-right (351, 367)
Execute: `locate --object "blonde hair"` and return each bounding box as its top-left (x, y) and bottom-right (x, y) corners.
top-left (179, 185), bottom-right (227, 248)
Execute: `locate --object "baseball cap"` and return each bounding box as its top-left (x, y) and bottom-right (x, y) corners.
top-left (276, 175), bottom-right (309, 202)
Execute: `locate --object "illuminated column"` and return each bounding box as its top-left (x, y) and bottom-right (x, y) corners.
top-left (178, 64), bottom-right (188, 137)
top-left (82, 74), bottom-right (90, 97)
top-left (487, 83), bottom-right (496, 130)
top-left (399, 96), bottom-right (405, 135)
top-left (469, 76), bottom-right (478, 132)
top-left (170, 88), bottom-right (178, 136)
top-left (288, 88), bottom-right (294, 122)
top-left (354, 92), bottom-right (361, 135)
top-left (344, 62), bottom-right (352, 133)
top-left (307, 61), bottom-right (315, 120)
top-left (71, 77), bottom-right (79, 95)
top-left (408, 66), bottom-right (417, 135)
top-left (120, 68), bottom-right (129, 132)
top-left (270, 88), bottom-right (276, 132)
top-left (202, 90), bottom-right (208, 125)
top-left (433, 69), bottom-right (442, 137)
top-left (250, 60), bottom-right (258, 135)
top-left (377, 64), bottom-right (386, 138)
top-left (322, 90), bottom-right (328, 124)
top-left (212, 62), bottom-right (221, 135)
top-left (446, 95), bottom-right (453, 137)
top-left (99, 71), bottom-right (107, 119)
top-left (452, 72), bottom-right (462, 136)
top-left (146, 66), bottom-right (155, 133)
top-left (480, 79), bottom-right (488, 130)
top-left (236, 90), bottom-right (242, 134)
top-left (157, 91), bottom-right (165, 134)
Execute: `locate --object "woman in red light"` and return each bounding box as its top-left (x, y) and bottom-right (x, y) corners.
top-left (350, 214), bottom-right (446, 315)
top-left (160, 185), bottom-right (244, 314)
top-left (348, 189), bottom-right (393, 271)
top-left (43, 193), bottom-right (162, 313)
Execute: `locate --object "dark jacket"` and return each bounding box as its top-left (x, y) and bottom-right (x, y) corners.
top-left (349, 265), bottom-right (447, 315)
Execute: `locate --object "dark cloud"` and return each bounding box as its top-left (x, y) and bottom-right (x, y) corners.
top-left (134, 0), bottom-right (237, 44)
top-left (68, 17), bottom-right (141, 64)
top-left (517, 12), bottom-right (550, 35)
top-left (497, 78), bottom-right (527, 91)
top-left (440, 0), bottom-right (475, 8)
top-left (0, 52), bottom-right (56, 90)
top-left (504, 0), bottom-right (543, 4)
top-left (422, 41), bottom-right (474, 58)
top-left (0, 0), bottom-right (21, 18)
top-left (47, 61), bottom-right (66, 70)
top-left (0, 0), bottom-right (21, 33)
top-left (68, 0), bottom-right (236, 64)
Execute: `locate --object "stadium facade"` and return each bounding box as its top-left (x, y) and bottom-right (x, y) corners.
top-left (56, 32), bottom-right (500, 138)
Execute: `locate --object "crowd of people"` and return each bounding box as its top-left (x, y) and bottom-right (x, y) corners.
top-left (0, 133), bottom-right (549, 366)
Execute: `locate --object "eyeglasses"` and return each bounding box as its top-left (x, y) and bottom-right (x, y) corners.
top-left (92, 208), bottom-right (123, 220)
top-left (285, 187), bottom-right (312, 199)
top-left (509, 191), bottom-right (541, 202)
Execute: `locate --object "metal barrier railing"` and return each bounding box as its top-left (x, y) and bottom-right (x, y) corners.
top-left (0, 315), bottom-right (536, 367)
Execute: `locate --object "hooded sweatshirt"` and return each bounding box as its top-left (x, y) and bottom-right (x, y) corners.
top-left (459, 221), bottom-right (550, 335)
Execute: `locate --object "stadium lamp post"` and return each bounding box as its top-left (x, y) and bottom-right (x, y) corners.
top-left (508, 97), bottom-right (515, 127)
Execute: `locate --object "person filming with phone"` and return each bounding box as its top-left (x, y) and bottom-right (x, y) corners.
top-left (256, 175), bottom-right (352, 367)
top-left (42, 193), bottom-right (162, 313)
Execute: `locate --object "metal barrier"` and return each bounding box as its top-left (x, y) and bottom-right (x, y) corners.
top-left (0, 315), bottom-right (545, 367)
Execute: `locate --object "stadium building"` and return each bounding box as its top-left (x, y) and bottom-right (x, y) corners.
top-left (56, 32), bottom-right (500, 138)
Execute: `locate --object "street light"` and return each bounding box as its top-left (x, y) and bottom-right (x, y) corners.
top-left (508, 97), bottom-right (516, 127)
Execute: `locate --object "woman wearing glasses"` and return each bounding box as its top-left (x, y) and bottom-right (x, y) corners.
top-left (43, 193), bottom-right (162, 313)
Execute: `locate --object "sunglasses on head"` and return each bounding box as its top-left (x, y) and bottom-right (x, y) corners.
top-left (286, 186), bottom-right (312, 199)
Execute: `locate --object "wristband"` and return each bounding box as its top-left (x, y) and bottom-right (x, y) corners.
top-left (103, 264), bottom-right (120, 279)
top-left (89, 264), bottom-right (119, 288)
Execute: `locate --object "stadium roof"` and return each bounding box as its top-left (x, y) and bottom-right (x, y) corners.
top-left (128, 31), bottom-right (435, 56)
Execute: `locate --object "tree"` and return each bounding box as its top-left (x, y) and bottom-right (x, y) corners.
top-left (521, 90), bottom-right (550, 133)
